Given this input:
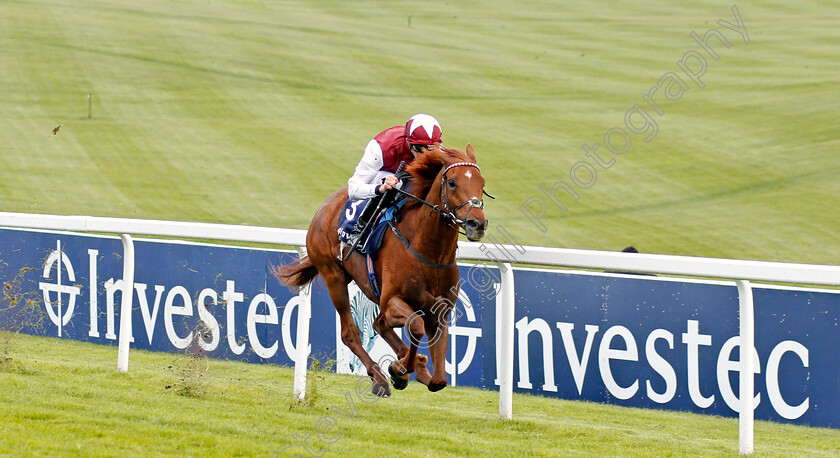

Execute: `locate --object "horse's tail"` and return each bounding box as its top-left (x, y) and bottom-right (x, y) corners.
top-left (272, 256), bottom-right (319, 289)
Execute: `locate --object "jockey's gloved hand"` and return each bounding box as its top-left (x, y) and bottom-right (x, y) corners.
top-left (377, 175), bottom-right (400, 194)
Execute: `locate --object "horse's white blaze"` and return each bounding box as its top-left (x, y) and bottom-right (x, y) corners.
top-left (465, 170), bottom-right (473, 179)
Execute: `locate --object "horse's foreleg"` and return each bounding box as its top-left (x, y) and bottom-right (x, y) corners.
top-left (423, 320), bottom-right (449, 392)
top-left (325, 274), bottom-right (390, 397)
top-left (424, 297), bottom-right (453, 392)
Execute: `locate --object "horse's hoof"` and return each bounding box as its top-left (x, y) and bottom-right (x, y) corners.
top-left (391, 375), bottom-right (409, 390)
top-left (372, 382), bottom-right (391, 398)
top-left (388, 363), bottom-right (409, 390)
top-left (428, 380), bottom-right (447, 392)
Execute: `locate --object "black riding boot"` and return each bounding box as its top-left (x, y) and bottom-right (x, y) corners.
top-left (350, 193), bottom-right (384, 238)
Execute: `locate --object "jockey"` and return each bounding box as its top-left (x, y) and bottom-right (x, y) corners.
top-left (347, 113), bottom-right (442, 238)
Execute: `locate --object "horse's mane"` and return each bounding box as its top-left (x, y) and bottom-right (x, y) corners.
top-left (402, 146), bottom-right (472, 212)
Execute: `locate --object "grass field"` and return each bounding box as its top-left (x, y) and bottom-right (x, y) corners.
top-left (2, 0), bottom-right (839, 263)
top-left (2, 0), bottom-right (840, 455)
top-left (2, 331), bottom-right (839, 457)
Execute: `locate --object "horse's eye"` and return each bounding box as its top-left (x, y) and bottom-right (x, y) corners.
top-left (447, 178), bottom-right (456, 189)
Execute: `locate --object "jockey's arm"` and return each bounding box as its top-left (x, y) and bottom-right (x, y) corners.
top-left (348, 140), bottom-right (385, 200)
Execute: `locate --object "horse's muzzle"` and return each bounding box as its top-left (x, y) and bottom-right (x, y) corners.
top-left (465, 218), bottom-right (488, 241)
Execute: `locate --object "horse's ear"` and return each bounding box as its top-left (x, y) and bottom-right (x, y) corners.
top-left (436, 144), bottom-right (454, 165)
top-left (466, 144), bottom-right (476, 161)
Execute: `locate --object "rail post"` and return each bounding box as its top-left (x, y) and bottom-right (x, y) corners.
top-left (498, 262), bottom-right (515, 420)
top-left (116, 234), bottom-right (135, 372)
top-left (737, 279), bottom-right (755, 455)
top-left (293, 247), bottom-right (312, 400)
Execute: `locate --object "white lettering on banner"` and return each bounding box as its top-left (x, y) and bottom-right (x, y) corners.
top-left (136, 283), bottom-right (165, 343)
top-left (247, 293), bottom-right (279, 359)
top-left (599, 325), bottom-right (639, 400)
top-left (555, 323), bottom-right (599, 395)
top-left (282, 296), bottom-right (311, 361)
top-left (514, 318), bottom-right (811, 419)
top-left (164, 286), bottom-right (193, 349)
top-left (682, 319), bottom-right (715, 408)
top-left (645, 329), bottom-right (677, 404)
top-left (53, 244), bottom-right (815, 421)
top-left (196, 288), bottom-right (221, 352)
top-left (104, 278), bottom-right (128, 341)
top-left (717, 336), bottom-right (761, 412)
top-left (515, 317), bottom-right (558, 392)
top-left (223, 280), bottom-right (246, 355)
top-left (86, 249), bottom-right (295, 360)
top-left (87, 249), bottom-right (99, 338)
top-left (766, 341), bottom-right (809, 419)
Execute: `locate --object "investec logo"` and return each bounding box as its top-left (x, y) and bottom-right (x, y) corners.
top-left (37, 239), bottom-right (303, 361)
top-left (511, 316), bottom-right (811, 420)
top-left (447, 289), bottom-right (482, 384)
top-left (337, 283), bottom-right (482, 384)
top-left (38, 240), bottom-right (81, 337)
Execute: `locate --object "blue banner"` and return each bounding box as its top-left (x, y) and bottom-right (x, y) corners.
top-left (0, 228), bottom-right (335, 367)
top-left (1, 228), bottom-right (838, 428)
top-left (457, 268), bottom-right (839, 428)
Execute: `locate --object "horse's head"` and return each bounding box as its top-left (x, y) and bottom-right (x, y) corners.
top-left (437, 144), bottom-right (489, 241)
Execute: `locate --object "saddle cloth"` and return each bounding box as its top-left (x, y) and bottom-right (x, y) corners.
top-left (337, 199), bottom-right (401, 257)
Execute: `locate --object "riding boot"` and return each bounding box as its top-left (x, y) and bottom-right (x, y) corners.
top-left (350, 193), bottom-right (384, 239)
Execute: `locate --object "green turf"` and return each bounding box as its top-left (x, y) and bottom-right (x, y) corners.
top-left (2, 1), bottom-right (839, 454)
top-left (1, 331), bottom-right (839, 457)
top-left (1, 0), bottom-right (838, 264)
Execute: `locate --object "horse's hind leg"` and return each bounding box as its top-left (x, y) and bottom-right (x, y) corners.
top-left (373, 303), bottom-right (410, 390)
top-left (323, 271), bottom-right (391, 397)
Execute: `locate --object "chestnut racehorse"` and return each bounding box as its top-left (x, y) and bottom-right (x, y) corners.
top-left (275, 145), bottom-right (488, 397)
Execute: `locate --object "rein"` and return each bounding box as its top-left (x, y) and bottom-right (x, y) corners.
top-left (387, 221), bottom-right (457, 269)
top-left (390, 161), bottom-right (488, 234)
top-left (385, 161), bottom-right (488, 269)
top-left (388, 187), bottom-right (462, 231)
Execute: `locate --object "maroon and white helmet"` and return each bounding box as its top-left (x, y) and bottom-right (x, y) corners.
top-left (404, 114), bottom-right (442, 145)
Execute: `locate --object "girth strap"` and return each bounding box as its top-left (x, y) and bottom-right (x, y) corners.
top-left (366, 254), bottom-right (381, 299)
top-left (387, 221), bottom-right (457, 269)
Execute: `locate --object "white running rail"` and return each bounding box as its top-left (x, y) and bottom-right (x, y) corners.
top-left (3, 211), bottom-right (840, 455)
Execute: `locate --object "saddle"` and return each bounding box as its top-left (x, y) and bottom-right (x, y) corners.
top-left (338, 171), bottom-right (410, 299)
top-left (338, 167), bottom-right (411, 257)
top-left (338, 198), bottom-right (403, 257)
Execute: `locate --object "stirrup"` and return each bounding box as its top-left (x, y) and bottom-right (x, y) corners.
top-left (348, 226), bottom-right (364, 245)
top-left (340, 231), bottom-right (364, 261)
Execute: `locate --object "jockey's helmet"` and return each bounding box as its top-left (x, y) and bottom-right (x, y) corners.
top-left (405, 114), bottom-right (442, 145)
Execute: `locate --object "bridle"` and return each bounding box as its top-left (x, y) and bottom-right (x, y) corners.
top-left (386, 161), bottom-right (493, 268)
top-left (391, 161), bottom-right (491, 233)
top-left (440, 162), bottom-right (487, 231)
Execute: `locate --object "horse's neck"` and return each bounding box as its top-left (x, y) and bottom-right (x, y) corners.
top-left (400, 178), bottom-right (458, 263)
